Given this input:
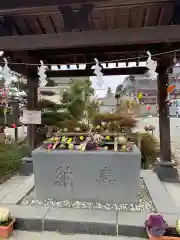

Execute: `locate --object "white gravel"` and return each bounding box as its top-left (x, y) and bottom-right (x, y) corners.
top-left (20, 178), bottom-right (155, 212)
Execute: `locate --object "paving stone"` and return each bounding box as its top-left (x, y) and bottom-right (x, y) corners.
top-left (163, 182), bottom-right (180, 208)
top-left (141, 170), bottom-right (179, 214)
top-left (0, 183), bottom-right (20, 201)
top-left (9, 231), bottom-right (145, 240)
top-left (1, 175), bottom-right (34, 204)
top-left (44, 208), bottom-right (116, 235)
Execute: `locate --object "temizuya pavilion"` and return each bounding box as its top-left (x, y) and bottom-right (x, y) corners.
top-left (0, 0), bottom-right (180, 180)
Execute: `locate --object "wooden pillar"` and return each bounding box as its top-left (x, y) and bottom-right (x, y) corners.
top-left (27, 68), bottom-right (38, 155)
top-left (154, 58), bottom-right (178, 181)
top-left (157, 58), bottom-right (171, 162)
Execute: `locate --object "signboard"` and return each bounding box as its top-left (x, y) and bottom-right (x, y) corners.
top-left (22, 110), bottom-right (41, 124)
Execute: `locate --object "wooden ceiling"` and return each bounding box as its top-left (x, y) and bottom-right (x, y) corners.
top-left (0, 0), bottom-right (179, 72)
top-left (0, 0), bottom-right (173, 36)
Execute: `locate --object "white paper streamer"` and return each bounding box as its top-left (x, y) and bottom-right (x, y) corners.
top-left (38, 60), bottom-right (47, 87)
top-left (146, 51), bottom-right (157, 80)
top-left (92, 58), bottom-right (104, 88)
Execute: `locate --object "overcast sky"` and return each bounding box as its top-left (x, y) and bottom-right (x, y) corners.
top-left (90, 75), bottom-right (127, 98)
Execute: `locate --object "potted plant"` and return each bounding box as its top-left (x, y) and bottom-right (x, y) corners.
top-left (145, 214), bottom-right (180, 240)
top-left (0, 208), bottom-right (15, 238)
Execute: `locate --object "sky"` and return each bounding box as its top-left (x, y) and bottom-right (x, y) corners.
top-left (90, 75), bottom-right (127, 98)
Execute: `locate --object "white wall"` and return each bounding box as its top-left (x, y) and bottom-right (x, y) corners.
top-left (5, 126), bottom-right (27, 140)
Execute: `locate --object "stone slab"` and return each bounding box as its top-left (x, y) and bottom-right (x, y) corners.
top-left (0, 182), bottom-right (20, 201)
top-left (9, 231), bottom-right (146, 240)
top-left (2, 204), bottom-right (180, 237)
top-left (44, 208), bottom-right (116, 235)
top-left (33, 147), bottom-right (141, 203)
top-left (140, 170), bottom-right (179, 214)
top-left (0, 175), bottom-right (34, 204)
top-left (162, 182), bottom-right (180, 209)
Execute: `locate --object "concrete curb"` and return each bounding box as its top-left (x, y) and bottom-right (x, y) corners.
top-left (1, 205), bottom-right (180, 237)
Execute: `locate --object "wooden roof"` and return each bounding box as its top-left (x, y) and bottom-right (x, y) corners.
top-left (0, 0), bottom-right (179, 75)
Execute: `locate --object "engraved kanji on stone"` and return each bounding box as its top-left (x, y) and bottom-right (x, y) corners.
top-left (54, 166), bottom-right (73, 188)
top-left (96, 167), bottom-right (116, 186)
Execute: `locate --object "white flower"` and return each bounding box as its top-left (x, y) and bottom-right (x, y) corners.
top-left (0, 208), bottom-right (10, 222)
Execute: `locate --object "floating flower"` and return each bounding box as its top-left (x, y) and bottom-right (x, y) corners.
top-left (121, 145), bottom-right (127, 151)
top-left (68, 144), bottom-right (74, 150)
top-left (54, 137), bottom-right (59, 142)
top-left (79, 144), bottom-right (85, 152)
top-left (80, 136), bottom-right (84, 141)
top-left (59, 144), bottom-right (65, 148)
top-left (67, 138), bottom-right (73, 144)
top-left (48, 144), bottom-right (52, 149)
top-left (126, 145), bottom-right (132, 152)
top-left (105, 136), bottom-right (110, 140)
top-left (61, 136), bottom-right (66, 143)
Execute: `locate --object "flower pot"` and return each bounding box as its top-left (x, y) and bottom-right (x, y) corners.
top-left (0, 218), bottom-right (15, 238)
top-left (147, 227), bottom-right (180, 240)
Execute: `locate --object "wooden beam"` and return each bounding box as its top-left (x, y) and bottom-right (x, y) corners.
top-left (0, 25), bottom-right (180, 51)
top-left (47, 66), bottom-right (147, 77)
top-left (0, 0), bottom-right (171, 14)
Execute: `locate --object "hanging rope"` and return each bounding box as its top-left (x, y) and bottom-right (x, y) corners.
top-left (0, 48), bottom-right (180, 66)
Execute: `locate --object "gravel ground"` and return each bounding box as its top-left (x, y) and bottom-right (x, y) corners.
top-left (20, 178), bottom-right (155, 212)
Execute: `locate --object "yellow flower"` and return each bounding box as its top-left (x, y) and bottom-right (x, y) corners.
top-left (80, 136), bottom-right (84, 141)
top-left (96, 125), bottom-right (101, 129)
top-left (61, 136), bottom-right (66, 143)
top-left (105, 136), bottom-right (110, 140)
top-left (68, 137), bottom-right (73, 141)
top-left (79, 144), bottom-right (85, 152)
top-left (67, 138), bottom-right (72, 144)
top-left (59, 144), bottom-right (65, 148)
top-left (68, 144), bottom-right (74, 150)
top-left (54, 137), bottom-right (59, 142)
top-left (121, 145), bottom-right (127, 151)
top-left (176, 220), bottom-right (180, 235)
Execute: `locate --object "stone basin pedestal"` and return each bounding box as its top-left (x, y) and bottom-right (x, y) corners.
top-left (32, 145), bottom-right (141, 204)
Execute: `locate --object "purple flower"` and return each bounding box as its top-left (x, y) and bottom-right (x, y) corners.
top-left (145, 215), bottom-right (168, 237)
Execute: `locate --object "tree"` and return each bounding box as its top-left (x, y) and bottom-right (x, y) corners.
top-left (87, 100), bottom-right (100, 121)
top-left (116, 84), bottom-right (123, 94)
top-left (61, 91), bottom-right (71, 104)
top-left (61, 78), bottom-right (95, 120)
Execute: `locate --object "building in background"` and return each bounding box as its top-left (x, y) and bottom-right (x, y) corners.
top-left (123, 67), bottom-right (180, 104)
top-left (38, 77), bottom-right (90, 103)
top-left (97, 91), bottom-right (117, 113)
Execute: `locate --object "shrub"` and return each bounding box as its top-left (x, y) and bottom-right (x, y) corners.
top-left (0, 143), bottom-right (28, 183)
top-left (59, 120), bottom-right (88, 132)
top-left (132, 132), bottom-right (159, 169)
top-left (92, 112), bottom-right (137, 131)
